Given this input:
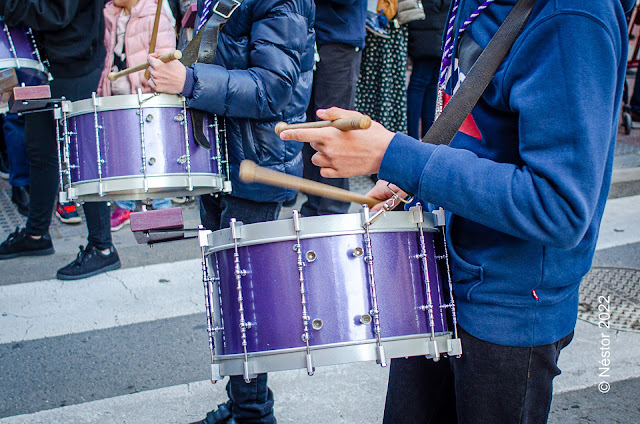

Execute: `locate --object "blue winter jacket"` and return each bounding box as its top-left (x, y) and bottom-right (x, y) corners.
top-left (183, 0), bottom-right (315, 202)
top-left (379, 0), bottom-right (633, 346)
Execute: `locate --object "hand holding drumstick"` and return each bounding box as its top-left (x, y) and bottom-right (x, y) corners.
top-left (279, 107), bottom-right (395, 179)
top-left (108, 50), bottom-right (182, 81)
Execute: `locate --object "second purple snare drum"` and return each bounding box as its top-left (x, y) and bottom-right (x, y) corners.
top-left (56, 93), bottom-right (230, 202)
top-left (200, 207), bottom-right (462, 381)
top-left (0, 19), bottom-right (50, 112)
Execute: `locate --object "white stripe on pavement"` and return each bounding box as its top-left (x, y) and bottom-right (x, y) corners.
top-left (0, 259), bottom-right (203, 344)
top-left (1, 320), bottom-right (639, 423)
top-left (596, 194), bottom-right (640, 251)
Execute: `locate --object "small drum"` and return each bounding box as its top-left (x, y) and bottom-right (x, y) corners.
top-left (55, 93), bottom-right (230, 202)
top-left (199, 206), bottom-right (462, 381)
top-left (0, 19), bottom-right (50, 112)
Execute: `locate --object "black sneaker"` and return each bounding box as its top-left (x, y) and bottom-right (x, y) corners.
top-left (190, 401), bottom-right (234, 424)
top-left (56, 244), bottom-right (121, 280)
top-left (0, 227), bottom-right (55, 259)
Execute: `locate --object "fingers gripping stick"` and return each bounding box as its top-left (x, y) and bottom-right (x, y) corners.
top-left (274, 116), bottom-right (372, 136)
top-left (108, 50), bottom-right (182, 81)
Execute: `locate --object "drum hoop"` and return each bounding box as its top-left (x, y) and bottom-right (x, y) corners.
top-left (0, 58), bottom-right (45, 72)
top-left (65, 93), bottom-right (187, 117)
top-left (205, 211), bottom-right (438, 253)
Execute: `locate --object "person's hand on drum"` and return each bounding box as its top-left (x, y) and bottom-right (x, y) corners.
top-left (366, 179), bottom-right (409, 212)
top-left (147, 53), bottom-right (186, 94)
top-left (280, 107), bottom-right (395, 178)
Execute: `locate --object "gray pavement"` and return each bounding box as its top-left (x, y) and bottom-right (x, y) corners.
top-left (1, 127), bottom-right (640, 422)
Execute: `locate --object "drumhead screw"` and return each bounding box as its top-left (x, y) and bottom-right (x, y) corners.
top-left (305, 251), bottom-right (317, 262)
top-left (145, 114), bottom-right (154, 122)
top-left (174, 113), bottom-right (185, 122)
top-left (352, 247), bottom-right (364, 257)
top-left (148, 157), bottom-right (156, 165)
top-left (311, 319), bottom-right (323, 330)
top-left (360, 314), bottom-right (372, 325)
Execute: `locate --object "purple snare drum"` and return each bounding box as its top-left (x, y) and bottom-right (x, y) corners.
top-left (200, 207), bottom-right (462, 381)
top-left (55, 93), bottom-right (230, 201)
top-left (0, 19), bottom-right (50, 112)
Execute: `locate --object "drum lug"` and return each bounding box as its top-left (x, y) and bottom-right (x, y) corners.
top-left (211, 363), bottom-right (223, 383)
top-left (447, 337), bottom-right (463, 358)
top-left (425, 339), bottom-right (441, 362)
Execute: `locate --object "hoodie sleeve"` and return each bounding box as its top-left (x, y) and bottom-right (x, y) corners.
top-left (186, 3), bottom-right (308, 119)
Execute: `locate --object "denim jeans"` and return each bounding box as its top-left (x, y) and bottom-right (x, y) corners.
top-left (301, 43), bottom-right (362, 217)
top-left (116, 198), bottom-right (171, 211)
top-left (407, 56), bottom-right (441, 139)
top-left (200, 193), bottom-right (281, 423)
top-left (2, 113), bottom-right (29, 187)
top-left (383, 326), bottom-right (574, 424)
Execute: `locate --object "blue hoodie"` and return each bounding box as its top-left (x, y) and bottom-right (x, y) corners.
top-left (379, 0), bottom-right (633, 346)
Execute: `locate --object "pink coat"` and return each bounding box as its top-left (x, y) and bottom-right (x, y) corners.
top-left (98, 0), bottom-right (176, 96)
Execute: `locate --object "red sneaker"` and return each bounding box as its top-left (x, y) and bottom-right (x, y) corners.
top-left (55, 202), bottom-right (82, 224)
top-left (110, 207), bottom-right (132, 232)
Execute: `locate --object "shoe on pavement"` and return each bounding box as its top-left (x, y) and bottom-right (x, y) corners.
top-left (189, 401), bottom-right (236, 424)
top-left (0, 154), bottom-right (9, 180)
top-left (110, 207), bottom-right (132, 232)
top-left (171, 196), bottom-right (195, 204)
top-left (56, 201), bottom-right (82, 224)
top-left (11, 186), bottom-right (30, 217)
top-left (0, 227), bottom-right (54, 259)
top-left (56, 244), bottom-right (121, 280)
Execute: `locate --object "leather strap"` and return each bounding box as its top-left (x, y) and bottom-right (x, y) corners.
top-left (184, 0), bottom-right (244, 149)
top-left (422, 0), bottom-right (536, 146)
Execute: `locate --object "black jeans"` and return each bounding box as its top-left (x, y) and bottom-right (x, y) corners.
top-left (25, 66), bottom-right (111, 249)
top-left (199, 193), bottom-right (281, 423)
top-left (383, 326), bottom-right (574, 424)
top-left (301, 43), bottom-right (362, 217)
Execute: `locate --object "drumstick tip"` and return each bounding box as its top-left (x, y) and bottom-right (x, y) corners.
top-left (239, 160), bottom-right (257, 183)
top-left (274, 122), bottom-right (287, 136)
top-left (359, 115), bottom-right (372, 129)
top-left (107, 72), bottom-right (117, 81)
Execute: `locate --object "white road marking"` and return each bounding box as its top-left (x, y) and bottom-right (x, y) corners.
top-left (0, 259), bottom-right (203, 344)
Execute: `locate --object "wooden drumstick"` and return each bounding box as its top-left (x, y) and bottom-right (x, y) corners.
top-left (239, 160), bottom-right (380, 208)
top-left (108, 50), bottom-right (182, 81)
top-left (144, 0), bottom-right (163, 80)
top-left (274, 116), bottom-right (371, 136)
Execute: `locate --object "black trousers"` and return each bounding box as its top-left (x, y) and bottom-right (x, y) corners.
top-left (25, 67), bottom-right (111, 249)
top-left (301, 43), bottom-right (362, 216)
top-left (383, 326), bottom-right (574, 424)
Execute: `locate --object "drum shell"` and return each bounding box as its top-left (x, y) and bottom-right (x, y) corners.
top-left (61, 94), bottom-right (224, 200)
top-left (209, 222), bottom-right (447, 355)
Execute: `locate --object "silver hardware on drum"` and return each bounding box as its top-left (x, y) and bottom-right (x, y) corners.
top-left (292, 210), bottom-right (315, 376)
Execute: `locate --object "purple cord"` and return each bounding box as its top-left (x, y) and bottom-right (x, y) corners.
top-left (196, 0), bottom-right (213, 33)
top-left (438, 0), bottom-right (496, 88)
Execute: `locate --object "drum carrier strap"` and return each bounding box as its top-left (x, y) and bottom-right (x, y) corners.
top-left (183, 0), bottom-right (245, 149)
top-left (422, 0), bottom-right (536, 147)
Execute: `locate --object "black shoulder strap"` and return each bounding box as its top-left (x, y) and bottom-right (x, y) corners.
top-left (183, 0), bottom-right (244, 149)
top-left (422, 0), bottom-right (536, 146)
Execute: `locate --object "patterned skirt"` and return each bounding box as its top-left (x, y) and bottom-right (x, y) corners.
top-left (355, 24), bottom-right (409, 134)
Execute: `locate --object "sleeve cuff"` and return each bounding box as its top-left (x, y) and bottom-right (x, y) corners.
top-left (378, 132), bottom-right (437, 196)
top-left (181, 67), bottom-right (195, 98)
